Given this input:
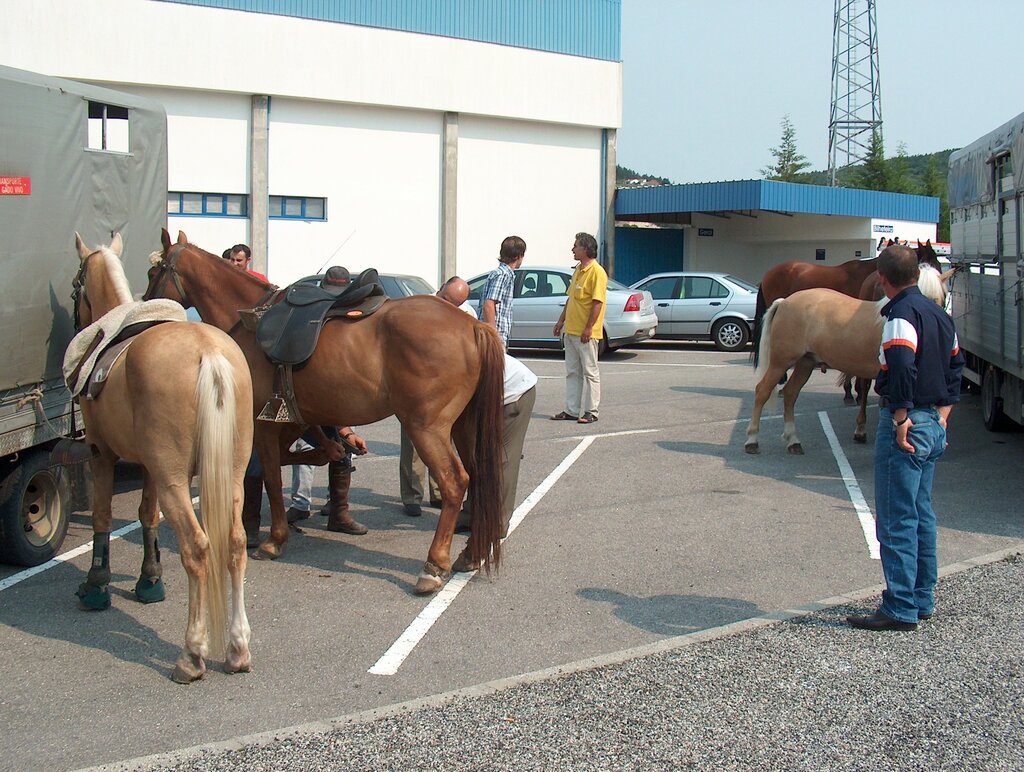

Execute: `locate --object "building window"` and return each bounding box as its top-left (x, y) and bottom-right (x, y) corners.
top-left (87, 102), bottom-right (129, 153)
top-left (167, 192), bottom-right (248, 217)
top-left (270, 195), bottom-right (326, 221)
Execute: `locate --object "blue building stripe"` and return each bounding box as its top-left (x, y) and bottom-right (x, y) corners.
top-left (616, 180), bottom-right (939, 223)
top-left (154, 0), bottom-right (621, 61)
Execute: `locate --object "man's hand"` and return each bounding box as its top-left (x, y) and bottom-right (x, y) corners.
top-left (553, 320), bottom-right (563, 336)
top-left (580, 328), bottom-right (592, 344)
top-left (896, 418), bottom-right (915, 453)
top-left (340, 428), bottom-right (368, 456)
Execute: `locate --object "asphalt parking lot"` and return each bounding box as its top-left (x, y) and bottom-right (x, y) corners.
top-left (1, 342), bottom-right (1022, 770)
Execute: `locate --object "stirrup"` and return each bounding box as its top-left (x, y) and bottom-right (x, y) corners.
top-left (257, 395), bottom-right (292, 423)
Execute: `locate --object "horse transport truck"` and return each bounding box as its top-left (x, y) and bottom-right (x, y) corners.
top-left (947, 112), bottom-right (1024, 430)
top-left (0, 64), bottom-right (167, 565)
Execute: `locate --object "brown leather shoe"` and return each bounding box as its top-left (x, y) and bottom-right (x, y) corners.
top-left (286, 506), bottom-right (310, 524)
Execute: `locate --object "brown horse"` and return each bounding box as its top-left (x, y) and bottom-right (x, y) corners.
top-left (744, 265), bottom-right (948, 455)
top-left (69, 233), bottom-right (254, 682)
top-left (144, 230), bottom-right (505, 595)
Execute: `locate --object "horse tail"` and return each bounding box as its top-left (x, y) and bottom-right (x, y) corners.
top-left (194, 352), bottom-right (237, 656)
top-left (757, 296), bottom-right (778, 411)
top-left (463, 324), bottom-right (505, 574)
top-left (751, 285), bottom-right (767, 367)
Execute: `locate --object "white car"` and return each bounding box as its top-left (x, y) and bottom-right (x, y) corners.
top-left (467, 265), bottom-right (658, 355)
top-left (629, 272), bottom-right (757, 351)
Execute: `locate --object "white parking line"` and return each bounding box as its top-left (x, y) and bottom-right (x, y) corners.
top-left (368, 428), bottom-right (659, 676)
top-left (818, 412), bottom-right (880, 559)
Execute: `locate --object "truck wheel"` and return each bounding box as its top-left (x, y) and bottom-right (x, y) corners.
top-left (0, 450), bottom-right (71, 566)
top-left (981, 367), bottom-right (1010, 432)
top-left (712, 319), bottom-right (749, 352)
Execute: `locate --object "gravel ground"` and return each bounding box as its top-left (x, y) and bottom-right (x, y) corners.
top-left (105, 552), bottom-right (1024, 772)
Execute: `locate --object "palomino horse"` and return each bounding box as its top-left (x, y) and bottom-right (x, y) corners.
top-left (744, 265), bottom-right (948, 455)
top-left (753, 240), bottom-right (945, 403)
top-left (144, 230), bottom-right (505, 595)
top-left (70, 233), bottom-right (254, 682)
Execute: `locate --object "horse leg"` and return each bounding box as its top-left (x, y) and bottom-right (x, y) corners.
top-left (134, 470), bottom-right (166, 604)
top-left (854, 377), bottom-right (871, 443)
top-left (407, 427), bottom-right (467, 595)
top-left (781, 359), bottom-right (815, 454)
top-left (76, 453), bottom-right (116, 611)
top-left (842, 373), bottom-right (856, 406)
top-left (746, 364), bottom-right (789, 453)
top-left (224, 472), bottom-right (252, 674)
top-left (253, 424), bottom-right (289, 560)
top-left (157, 483), bottom-right (211, 683)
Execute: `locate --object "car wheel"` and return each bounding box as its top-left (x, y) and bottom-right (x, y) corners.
top-left (712, 319), bottom-right (749, 352)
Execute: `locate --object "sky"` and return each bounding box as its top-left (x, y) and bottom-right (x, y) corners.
top-left (618, 0), bottom-right (1024, 184)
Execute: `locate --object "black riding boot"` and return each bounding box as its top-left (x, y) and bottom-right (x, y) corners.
top-left (241, 475), bottom-right (264, 548)
top-left (324, 461), bottom-right (367, 535)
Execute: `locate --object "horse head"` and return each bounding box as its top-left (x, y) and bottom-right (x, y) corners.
top-left (915, 239), bottom-right (942, 274)
top-left (72, 231), bottom-right (132, 328)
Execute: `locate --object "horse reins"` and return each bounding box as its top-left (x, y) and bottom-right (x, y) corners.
top-left (71, 252), bottom-right (95, 332)
top-left (145, 243), bottom-right (278, 337)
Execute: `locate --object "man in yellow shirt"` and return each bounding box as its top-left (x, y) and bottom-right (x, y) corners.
top-left (551, 232), bottom-right (607, 424)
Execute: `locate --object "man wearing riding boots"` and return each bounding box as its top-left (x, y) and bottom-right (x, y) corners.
top-left (242, 425), bottom-right (369, 549)
top-left (848, 245), bottom-right (964, 633)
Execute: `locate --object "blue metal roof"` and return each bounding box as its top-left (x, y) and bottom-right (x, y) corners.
top-left (154, 0), bottom-right (621, 61)
top-left (616, 180), bottom-right (939, 223)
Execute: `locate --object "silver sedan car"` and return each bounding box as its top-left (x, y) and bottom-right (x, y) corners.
top-left (467, 265), bottom-right (658, 355)
top-left (629, 271), bottom-right (757, 351)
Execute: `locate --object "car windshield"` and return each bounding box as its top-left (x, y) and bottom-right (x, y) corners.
top-left (397, 276), bottom-right (435, 296)
top-left (725, 275), bottom-right (758, 293)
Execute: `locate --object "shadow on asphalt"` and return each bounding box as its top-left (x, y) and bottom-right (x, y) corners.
top-left (577, 587), bottom-right (763, 637)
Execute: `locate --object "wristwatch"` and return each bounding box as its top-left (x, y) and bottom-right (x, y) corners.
top-left (893, 416), bottom-right (909, 427)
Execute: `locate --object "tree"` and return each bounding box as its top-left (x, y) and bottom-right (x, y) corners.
top-left (761, 115), bottom-right (811, 181)
top-left (887, 142), bottom-right (914, 194)
top-left (922, 154), bottom-right (950, 242)
top-left (854, 130), bottom-right (889, 191)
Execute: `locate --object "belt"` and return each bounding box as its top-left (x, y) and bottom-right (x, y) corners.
top-left (879, 396), bottom-right (935, 410)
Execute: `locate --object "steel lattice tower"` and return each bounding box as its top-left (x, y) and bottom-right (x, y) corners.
top-left (828, 0), bottom-right (882, 185)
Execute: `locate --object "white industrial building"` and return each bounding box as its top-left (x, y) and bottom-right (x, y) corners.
top-left (1, 0), bottom-right (621, 286)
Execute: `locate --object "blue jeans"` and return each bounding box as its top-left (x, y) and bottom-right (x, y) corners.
top-left (874, 406), bottom-right (946, 623)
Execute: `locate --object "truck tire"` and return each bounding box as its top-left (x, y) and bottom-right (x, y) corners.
top-left (981, 367), bottom-right (1010, 432)
top-left (712, 318), bottom-right (749, 352)
top-left (0, 449), bottom-right (71, 566)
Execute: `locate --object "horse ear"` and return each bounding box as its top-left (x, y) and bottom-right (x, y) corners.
top-left (926, 238), bottom-right (932, 246)
top-left (110, 232), bottom-right (123, 257)
top-left (74, 231), bottom-right (90, 262)
top-left (176, 230), bottom-right (188, 245)
top-left (161, 228), bottom-right (172, 252)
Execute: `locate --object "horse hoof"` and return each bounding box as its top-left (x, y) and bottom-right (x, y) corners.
top-left (171, 654), bottom-right (206, 683)
top-left (414, 573), bottom-right (444, 595)
top-left (253, 542), bottom-right (282, 561)
top-left (744, 443), bottom-right (760, 454)
top-left (844, 396), bottom-right (856, 406)
top-left (224, 650), bottom-right (252, 675)
top-left (853, 434), bottom-right (867, 444)
top-left (76, 582), bottom-right (111, 611)
top-left (452, 550), bottom-right (481, 574)
top-left (787, 443), bottom-right (804, 455)
top-left (134, 576), bottom-right (166, 604)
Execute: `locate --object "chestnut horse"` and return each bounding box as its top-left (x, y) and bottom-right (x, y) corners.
top-left (144, 230), bottom-right (505, 595)
top-left (69, 233), bottom-right (254, 682)
top-left (744, 265), bottom-right (948, 455)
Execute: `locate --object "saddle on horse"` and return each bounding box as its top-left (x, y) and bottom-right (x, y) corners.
top-left (251, 267), bottom-right (388, 424)
top-left (255, 267), bottom-right (387, 367)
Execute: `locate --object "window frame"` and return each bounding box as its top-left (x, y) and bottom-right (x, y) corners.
top-left (167, 191), bottom-right (249, 218)
top-left (269, 195), bottom-right (327, 221)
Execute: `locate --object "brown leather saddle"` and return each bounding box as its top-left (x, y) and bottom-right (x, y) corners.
top-left (255, 267), bottom-right (387, 367)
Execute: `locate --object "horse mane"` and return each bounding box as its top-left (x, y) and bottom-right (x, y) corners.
top-left (97, 245), bottom-right (134, 305)
top-left (917, 265), bottom-right (945, 306)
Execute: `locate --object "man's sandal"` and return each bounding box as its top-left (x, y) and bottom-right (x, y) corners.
top-left (577, 413), bottom-right (599, 424)
top-left (550, 411), bottom-right (577, 421)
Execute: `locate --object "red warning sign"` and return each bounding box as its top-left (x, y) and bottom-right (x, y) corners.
top-left (0, 177), bottom-right (31, 195)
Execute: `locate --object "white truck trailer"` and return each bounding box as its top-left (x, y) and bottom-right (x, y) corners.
top-left (947, 112), bottom-right (1024, 430)
top-left (0, 65), bottom-right (167, 564)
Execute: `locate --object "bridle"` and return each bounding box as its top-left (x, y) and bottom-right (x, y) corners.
top-left (143, 242), bottom-right (192, 306)
top-left (143, 242), bottom-right (278, 335)
top-left (71, 252), bottom-right (96, 331)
